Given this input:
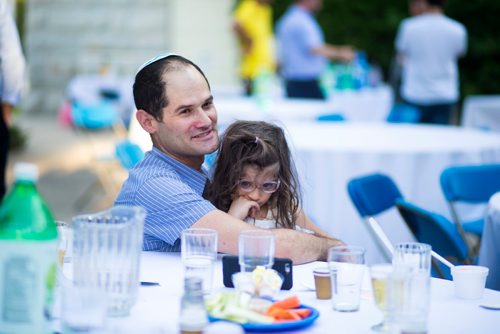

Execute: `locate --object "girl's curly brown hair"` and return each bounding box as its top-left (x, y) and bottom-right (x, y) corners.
top-left (204, 120), bottom-right (301, 229)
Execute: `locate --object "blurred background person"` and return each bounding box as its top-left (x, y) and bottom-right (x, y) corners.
top-left (389, 0), bottom-right (428, 103)
top-left (232, 0), bottom-right (276, 96)
top-left (1, 0), bottom-right (26, 200)
top-left (395, 0), bottom-right (467, 125)
top-left (275, 0), bottom-right (354, 100)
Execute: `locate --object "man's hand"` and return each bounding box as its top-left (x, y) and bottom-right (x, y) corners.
top-left (1, 103), bottom-right (13, 127)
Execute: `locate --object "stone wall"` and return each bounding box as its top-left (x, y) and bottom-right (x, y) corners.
top-left (23, 0), bottom-right (238, 114)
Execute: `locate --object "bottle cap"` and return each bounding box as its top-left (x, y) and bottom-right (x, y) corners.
top-left (13, 162), bottom-right (39, 182)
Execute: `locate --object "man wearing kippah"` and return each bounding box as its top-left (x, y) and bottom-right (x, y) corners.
top-left (115, 54), bottom-right (344, 262)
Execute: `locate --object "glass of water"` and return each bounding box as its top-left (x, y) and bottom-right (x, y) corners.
top-left (238, 229), bottom-right (275, 273)
top-left (392, 242), bottom-right (431, 333)
top-left (181, 228), bottom-right (218, 294)
top-left (328, 245), bottom-right (366, 312)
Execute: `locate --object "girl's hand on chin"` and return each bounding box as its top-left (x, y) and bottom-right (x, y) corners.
top-left (228, 197), bottom-right (260, 221)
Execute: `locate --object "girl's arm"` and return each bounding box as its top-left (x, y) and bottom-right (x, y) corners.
top-left (295, 208), bottom-right (342, 241)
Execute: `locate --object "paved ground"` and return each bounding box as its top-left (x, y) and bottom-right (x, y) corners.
top-left (6, 114), bottom-right (128, 223)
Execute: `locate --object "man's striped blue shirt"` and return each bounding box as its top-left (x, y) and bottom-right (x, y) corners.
top-left (115, 147), bottom-right (216, 251)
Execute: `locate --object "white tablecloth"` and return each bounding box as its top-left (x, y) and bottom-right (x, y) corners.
top-left (462, 95), bottom-right (500, 132)
top-left (479, 192), bottom-right (500, 290)
top-left (283, 122), bottom-right (500, 264)
top-left (214, 85), bottom-right (393, 127)
top-left (88, 252), bottom-right (500, 333)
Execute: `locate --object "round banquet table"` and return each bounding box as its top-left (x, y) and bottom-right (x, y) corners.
top-left (66, 252), bottom-right (500, 333)
top-left (462, 95), bottom-right (500, 132)
top-left (281, 122), bottom-right (500, 264)
top-left (214, 85), bottom-right (393, 127)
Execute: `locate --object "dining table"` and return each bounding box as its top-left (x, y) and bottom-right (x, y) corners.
top-left (462, 95), bottom-right (500, 132)
top-left (213, 85), bottom-right (393, 127)
top-left (59, 251), bottom-right (500, 333)
top-left (479, 191), bottom-right (500, 290)
top-left (282, 122), bottom-right (500, 264)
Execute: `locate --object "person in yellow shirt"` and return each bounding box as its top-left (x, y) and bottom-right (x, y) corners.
top-left (232, 0), bottom-right (275, 96)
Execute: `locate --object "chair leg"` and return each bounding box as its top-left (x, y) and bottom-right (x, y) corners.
top-left (431, 258), bottom-right (446, 279)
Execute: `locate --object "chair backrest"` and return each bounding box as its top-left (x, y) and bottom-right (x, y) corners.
top-left (115, 140), bottom-right (144, 169)
top-left (440, 164), bottom-right (500, 203)
top-left (396, 200), bottom-right (468, 262)
top-left (386, 103), bottom-right (421, 123)
top-left (316, 113), bottom-right (346, 122)
top-left (347, 173), bottom-right (405, 261)
top-left (347, 173), bottom-right (404, 217)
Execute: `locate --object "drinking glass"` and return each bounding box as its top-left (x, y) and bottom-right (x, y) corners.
top-left (181, 228), bottom-right (218, 294)
top-left (370, 264), bottom-right (394, 332)
top-left (72, 206), bottom-right (145, 317)
top-left (328, 245), bottom-right (366, 312)
top-left (238, 229), bottom-right (275, 272)
top-left (392, 242), bottom-right (431, 333)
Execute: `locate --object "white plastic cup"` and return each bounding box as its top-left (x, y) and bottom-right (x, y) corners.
top-left (451, 265), bottom-right (489, 300)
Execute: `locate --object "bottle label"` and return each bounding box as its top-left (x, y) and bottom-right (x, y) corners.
top-left (0, 239), bottom-right (57, 333)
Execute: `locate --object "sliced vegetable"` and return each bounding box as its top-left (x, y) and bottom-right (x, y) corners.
top-left (287, 308), bottom-right (312, 319)
top-left (268, 295), bottom-right (301, 311)
top-left (267, 308), bottom-right (301, 321)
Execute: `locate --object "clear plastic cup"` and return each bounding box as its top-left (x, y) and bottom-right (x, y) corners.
top-left (72, 206), bottom-right (145, 317)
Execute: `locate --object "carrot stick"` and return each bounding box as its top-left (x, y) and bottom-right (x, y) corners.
top-left (268, 295), bottom-right (301, 311)
top-left (287, 308), bottom-right (311, 319)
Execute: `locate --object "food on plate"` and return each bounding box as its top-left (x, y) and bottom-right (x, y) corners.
top-left (232, 266), bottom-right (283, 298)
top-left (206, 292), bottom-right (311, 324)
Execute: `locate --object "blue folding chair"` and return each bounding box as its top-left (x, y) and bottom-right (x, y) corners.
top-left (316, 113), bottom-right (346, 122)
top-left (347, 173), bottom-right (404, 261)
top-left (115, 140), bottom-right (144, 170)
top-left (440, 164), bottom-right (500, 260)
top-left (386, 103), bottom-right (421, 123)
top-left (396, 199), bottom-right (469, 279)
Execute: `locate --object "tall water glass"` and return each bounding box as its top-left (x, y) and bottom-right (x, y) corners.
top-left (392, 242), bottom-right (431, 333)
top-left (328, 245), bottom-right (366, 312)
top-left (239, 230), bottom-right (275, 272)
top-left (181, 228), bottom-right (218, 294)
top-left (72, 206), bottom-right (145, 317)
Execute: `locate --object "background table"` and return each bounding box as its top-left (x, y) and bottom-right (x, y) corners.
top-left (283, 122), bottom-right (500, 264)
top-left (479, 192), bottom-right (500, 290)
top-left (462, 95), bottom-right (500, 132)
top-left (95, 252), bottom-right (500, 333)
top-left (214, 85), bottom-right (393, 127)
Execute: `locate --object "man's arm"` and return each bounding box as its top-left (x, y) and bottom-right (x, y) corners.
top-left (193, 210), bottom-right (343, 264)
top-left (312, 44), bottom-right (355, 62)
top-left (232, 21), bottom-right (253, 55)
top-left (0, 1), bottom-right (26, 110)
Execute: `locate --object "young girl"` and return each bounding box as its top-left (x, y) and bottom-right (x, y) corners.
top-left (205, 120), bottom-right (332, 237)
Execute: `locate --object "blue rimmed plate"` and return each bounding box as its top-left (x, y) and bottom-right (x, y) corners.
top-left (209, 304), bottom-right (320, 332)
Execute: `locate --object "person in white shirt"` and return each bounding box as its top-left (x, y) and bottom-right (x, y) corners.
top-left (395, 0), bottom-right (467, 124)
top-left (0, 0), bottom-right (26, 199)
top-left (205, 120), bottom-right (335, 239)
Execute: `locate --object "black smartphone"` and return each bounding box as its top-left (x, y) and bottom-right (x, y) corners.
top-left (221, 255), bottom-right (293, 290)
